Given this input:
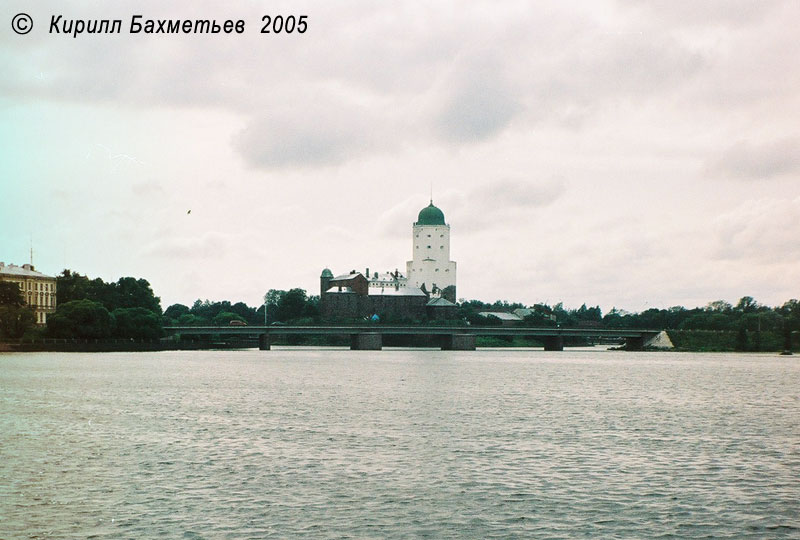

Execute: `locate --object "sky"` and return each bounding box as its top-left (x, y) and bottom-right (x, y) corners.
top-left (1, 0), bottom-right (799, 313)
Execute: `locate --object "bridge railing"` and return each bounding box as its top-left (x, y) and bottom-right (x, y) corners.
top-left (163, 325), bottom-right (660, 339)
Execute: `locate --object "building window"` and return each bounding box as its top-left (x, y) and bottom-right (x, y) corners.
top-left (427, 234), bottom-right (431, 238)
top-left (427, 245), bottom-right (431, 249)
top-left (435, 269), bottom-right (439, 272)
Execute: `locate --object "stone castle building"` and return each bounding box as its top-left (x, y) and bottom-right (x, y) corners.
top-left (319, 201), bottom-right (458, 321)
top-left (0, 262), bottom-right (57, 325)
top-left (406, 201), bottom-right (457, 300)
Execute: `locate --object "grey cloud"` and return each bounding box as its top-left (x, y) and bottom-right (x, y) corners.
top-left (619, 0), bottom-right (787, 27)
top-left (376, 198), bottom-right (429, 239)
top-left (131, 181), bottom-right (165, 198)
top-left (140, 232), bottom-right (229, 259)
top-left (234, 100), bottom-right (378, 168)
top-left (471, 178), bottom-right (565, 210)
top-left (709, 138), bottom-right (800, 180)
top-left (537, 34), bottom-right (706, 117)
top-left (0, 1), bottom-right (712, 168)
top-left (434, 56), bottom-right (522, 143)
top-left (713, 196), bottom-right (800, 260)
top-left (441, 178), bottom-right (566, 235)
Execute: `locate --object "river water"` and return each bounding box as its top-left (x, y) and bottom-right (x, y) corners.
top-left (1, 349), bottom-right (798, 539)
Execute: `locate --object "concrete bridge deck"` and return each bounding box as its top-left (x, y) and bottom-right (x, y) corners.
top-left (164, 325), bottom-right (661, 351)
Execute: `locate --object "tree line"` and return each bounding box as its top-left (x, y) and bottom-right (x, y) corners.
top-left (162, 289), bottom-right (319, 327)
top-left (45, 270), bottom-right (163, 339)
top-left (1, 269), bottom-right (797, 351)
top-left (456, 296), bottom-right (798, 351)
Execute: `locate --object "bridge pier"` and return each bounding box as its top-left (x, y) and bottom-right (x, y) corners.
top-left (258, 333), bottom-right (271, 350)
top-left (351, 333), bottom-right (382, 350)
top-left (543, 336), bottom-right (564, 351)
top-left (625, 336), bottom-right (645, 351)
top-left (442, 334), bottom-right (476, 351)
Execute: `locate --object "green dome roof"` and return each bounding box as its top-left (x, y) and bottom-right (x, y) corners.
top-left (321, 268), bottom-right (333, 278)
top-left (416, 202), bottom-right (446, 226)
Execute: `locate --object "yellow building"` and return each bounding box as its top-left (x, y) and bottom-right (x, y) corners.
top-left (0, 262), bottom-right (57, 325)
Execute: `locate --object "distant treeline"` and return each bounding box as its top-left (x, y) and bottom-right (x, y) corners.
top-left (162, 289), bottom-right (319, 327)
top-left (458, 297), bottom-right (798, 351)
top-left (2, 271), bottom-right (797, 352)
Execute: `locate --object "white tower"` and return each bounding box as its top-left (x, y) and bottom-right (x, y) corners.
top-left (406, 201), bottom-right (457, 301)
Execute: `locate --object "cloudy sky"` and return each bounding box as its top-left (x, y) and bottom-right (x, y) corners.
top-left (1, 0), bottom-right (798, 312)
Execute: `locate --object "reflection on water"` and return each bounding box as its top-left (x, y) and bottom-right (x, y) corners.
top-left (1, 349), bottom-right (798, 538)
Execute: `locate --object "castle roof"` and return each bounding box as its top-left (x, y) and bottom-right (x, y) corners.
top-left (427, 297), bottom-right (456, 307)
top-left (415, 201), bottom-right (446, 226)
top-left (367, 286), bottom-right (426, 297)
top-left (325, 286), bottom-right (356, 294)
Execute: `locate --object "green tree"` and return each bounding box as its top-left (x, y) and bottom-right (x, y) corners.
top-left (735, 327), bottom-right (750, 352)
top-left (47, 299), bottom-right (115, 339)
top-left (230, 302), bottom-right (258, 323)
top-left (0, 281), bottom-right (24, 307)
top-left (113, 277), bottom-right (162, 313)
top-left (57, 270), bottom-right (162, 314)
top-left (575, 304), bottom-right (602, 324)
top-left (275, 288), bottom-right (308, 322)
top-left (190, 299), bottom-right (233, 322)
top-left (86, 277), bottom-right (114, 308)
top-left (164, 303), bottom-right (190, 323)
top-left (1, 282), bottom-right (37, 339)
top-left (56, 269), bottom-right (90, 305)
top-left (212, 311), bottom-right (246, 325)
top-left (779, 299), bottom-right (800, 331)
top-left (301, 295), bottom-right (320, 320)
top-left (441, 285), bottom-right (456, 303)
top-left (0, 305), bottom-right (35, 339)
top-left (177, 313), bottom-right (210, 326)
top-left (113, 307), bottom-right (163, 339)
top-left (735, 296), bottom-right (758, 313)
top-left (707, 300), bottom-right (732, 312)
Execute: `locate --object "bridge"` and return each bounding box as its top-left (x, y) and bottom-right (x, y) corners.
top-left (163, 325), bottom-right (662, 351)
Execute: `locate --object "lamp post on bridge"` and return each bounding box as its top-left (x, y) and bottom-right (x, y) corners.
top-left (260, 293), bottom-right (270, 350)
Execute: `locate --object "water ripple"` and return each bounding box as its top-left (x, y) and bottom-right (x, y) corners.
top-left (1, 350), bottom-right (798, 538)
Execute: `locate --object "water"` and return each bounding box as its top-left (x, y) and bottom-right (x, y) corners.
top-left (1, 349), bottom-right (798, 539)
